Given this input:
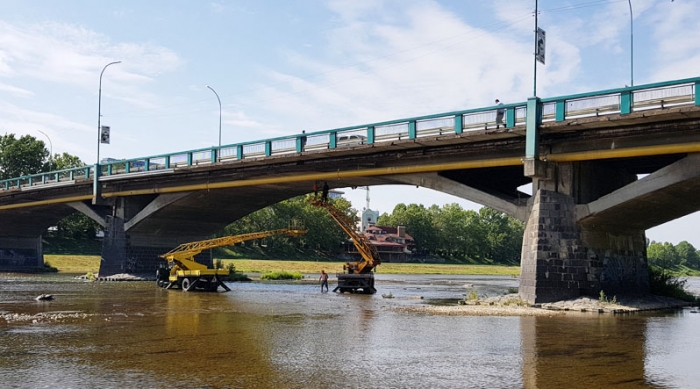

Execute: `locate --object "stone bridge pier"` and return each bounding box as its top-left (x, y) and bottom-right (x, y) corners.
top-left (97, 194), bottom-right (214, 277)
top-left (519, 160), bottom-right (650, 304)
top-left (0, 237), bottom-right (43, 272)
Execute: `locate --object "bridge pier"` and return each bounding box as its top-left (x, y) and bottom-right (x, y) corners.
top-left (519, 189), bottom-right (648, 304)
top-left (519, 159), bottom-right (651, 304)
top-left (98, 195), bottom-right (213, 277)
top-left (0, 236), bottom-right (43, 272)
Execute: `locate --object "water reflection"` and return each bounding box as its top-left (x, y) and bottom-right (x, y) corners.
top-left (521, 315), bottom-right (650, 388)
top-left (0, 274), bottom-right (698, 388)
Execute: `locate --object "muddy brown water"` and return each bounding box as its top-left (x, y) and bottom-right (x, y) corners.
top-left (1, 273), bottom-right (698, 388)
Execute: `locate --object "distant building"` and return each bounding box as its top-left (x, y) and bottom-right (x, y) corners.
top-left (343, 225), bottom-right (416, 263)
top-left (361, 208), bottom-right (379, 232)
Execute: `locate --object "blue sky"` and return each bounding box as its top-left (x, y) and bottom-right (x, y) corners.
top-left (1, 0), bottom-right (699, 246)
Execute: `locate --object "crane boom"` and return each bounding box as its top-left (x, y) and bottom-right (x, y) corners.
top-left (161, 228), bottom-right (307, 263)
top-left (311, 199), bottom-right (380, 294)
top-left (157, 225), bottom-right (307, 292)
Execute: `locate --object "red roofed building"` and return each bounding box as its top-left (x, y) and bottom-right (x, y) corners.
top-left (343, 225), bottom-right (416, 262)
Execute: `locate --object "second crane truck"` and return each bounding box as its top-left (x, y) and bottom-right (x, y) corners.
top-left (311, 200), bottom-right (381, 294)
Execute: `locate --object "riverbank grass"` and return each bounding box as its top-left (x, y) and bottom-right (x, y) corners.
top-left (227, 260), bottom-right (520, 276)
top-left (43, 256), bottom-right (520, 276)
top-left (260, 271), bottom-right (303, 280)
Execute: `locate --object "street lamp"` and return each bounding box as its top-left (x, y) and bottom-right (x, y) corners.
top-left (628, 0), bottom-right (633, 87)
top-left (37, 130), bottom-right (52, 160)
top-left (97, 61), bottom-right (121, 164)
top-left (206, 85), bottom-right (222, 148)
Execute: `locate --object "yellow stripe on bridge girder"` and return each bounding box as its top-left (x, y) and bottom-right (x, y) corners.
top-left (102, 156), bottom-right (525, 198)
top-left (2, 141), bottom-right (700, 211)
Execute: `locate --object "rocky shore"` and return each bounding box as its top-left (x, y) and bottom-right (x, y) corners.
top-left (395, 293), bottom-right (697, 316)
top-left (1, 311), bottom-right (96, 324)
top-left (74, 273), bottom-right (154, 281)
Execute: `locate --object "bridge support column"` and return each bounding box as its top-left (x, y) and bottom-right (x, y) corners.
top-left (98, 196), bottom-right (212, 277)
top-left (100, 214), bottom-right (188, 277)
top-left (519, 188), bottom-right (649, 304)
top-left (0, 236), bottom-right (43, 272)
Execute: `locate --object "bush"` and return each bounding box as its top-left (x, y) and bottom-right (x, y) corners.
top-left (260, 271), bottom-right (303, 280)
top-left (649, 266), bottom-right (698, 302)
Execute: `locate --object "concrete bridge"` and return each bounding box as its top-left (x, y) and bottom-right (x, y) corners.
top-left (2, 76), bottom-right (700, 303)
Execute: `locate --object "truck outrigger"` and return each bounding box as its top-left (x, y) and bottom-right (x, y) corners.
top-left (157, 226), bottom-right (307, 292)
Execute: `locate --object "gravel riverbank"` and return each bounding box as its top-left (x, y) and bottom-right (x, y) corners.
top-left (395, 293), bottom-right (696, 316)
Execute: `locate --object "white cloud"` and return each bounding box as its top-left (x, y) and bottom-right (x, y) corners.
top-left (0, 21), bottom-right (182, 91)
top-left (244, 1), bottom-right (541, 132)
top-left (0, 82), bottom-right (32, 97)
top-left (0, 101), bottom-right (95, 159)
top-left (647, 0), bottom-right (700, 82)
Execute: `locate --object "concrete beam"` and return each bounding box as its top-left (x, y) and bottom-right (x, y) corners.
top-left (124, 192), bottom-right (192, 232)
top-left (392, 173), bottom-right (529, 221)
top-left (577, 153), bottom-right (700, 229)
top-left (68, 202), bottom-right (107, 228)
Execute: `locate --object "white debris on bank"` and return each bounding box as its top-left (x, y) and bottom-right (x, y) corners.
top-left (395, 293), bottom-right (693, 316)
top-left (1, 311), bottom-right (95, 324)
top-left (74, 273), bottom-right (154, 281)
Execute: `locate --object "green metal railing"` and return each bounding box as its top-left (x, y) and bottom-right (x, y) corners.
top-left (1, 76), bottom-right (698, 192)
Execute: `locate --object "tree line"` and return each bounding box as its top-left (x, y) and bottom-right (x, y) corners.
top-left (647, 240), bottom-right (700, 272)
top-left (222, 197), bottom-right (525, 265)
top-left (377, 203), bottom-right (523, 264)
top-left (0, 133), bottom-right (98, 239)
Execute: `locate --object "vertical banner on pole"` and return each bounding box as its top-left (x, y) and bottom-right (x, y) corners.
top-left (100, 126), bottom-right (110, 144)
top-left (535, 28), bottom-right (546, 65)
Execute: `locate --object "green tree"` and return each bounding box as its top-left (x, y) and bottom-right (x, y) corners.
top-left (378, 203), bottom-right (437, 254)
top-left (647, 241), bottom-right (679, 270)
top-left (462, 210), bottom-right (488, 261)
top-left (223, 195), bottom-right (352, 254)
top-left (675, 241), bottom-right (699, 269)
top-left (479, 207), bottom-right (524, 264)
top-left (56, 213), bottom-right (100, 239)
top-left (45, 153), bottom-right (100, 239)
top-left (432, 203), bottom-right (469, 259)
top-left (50, 152), bottom-right (84, 171)
top-left (0, 134), bottom-right (48, 179)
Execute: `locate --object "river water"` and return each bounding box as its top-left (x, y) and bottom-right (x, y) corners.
top-left (0, 273), bottom-right (698, 389)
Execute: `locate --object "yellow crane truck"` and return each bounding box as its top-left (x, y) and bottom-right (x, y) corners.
top-left (311, 200), bottom-right (381, 294)
top-left (157, 226), bottom-right (307, 292)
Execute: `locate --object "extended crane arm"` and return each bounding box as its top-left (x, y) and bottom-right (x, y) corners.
top-left (311, 200), bottom-right (380, 273)
top-left (160, 228), bottom-right (307, 271)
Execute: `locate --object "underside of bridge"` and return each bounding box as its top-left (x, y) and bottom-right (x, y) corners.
top-left (97, 175), bottom-right (409, 276)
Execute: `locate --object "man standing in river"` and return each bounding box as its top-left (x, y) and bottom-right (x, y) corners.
top-left (319, 270), bottom-right (329, 293)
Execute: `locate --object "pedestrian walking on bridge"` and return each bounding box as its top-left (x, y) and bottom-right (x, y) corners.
top-left (495, 99), bottom-right (505, 129)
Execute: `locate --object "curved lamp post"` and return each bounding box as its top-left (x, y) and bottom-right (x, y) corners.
top-left (206, 85), bottom-right (222, 149)
top-left (97, 61), bottom-right (121, 164)
top-left (37, 129), bottom-right (52, 161)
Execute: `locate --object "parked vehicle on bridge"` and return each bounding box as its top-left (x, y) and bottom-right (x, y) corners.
top-left (157, 225), bottom-right (307, 292)
top-left (336, 134), bottom-right (366, 147)
top-left (311, 200), bottom-right (381, 294)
